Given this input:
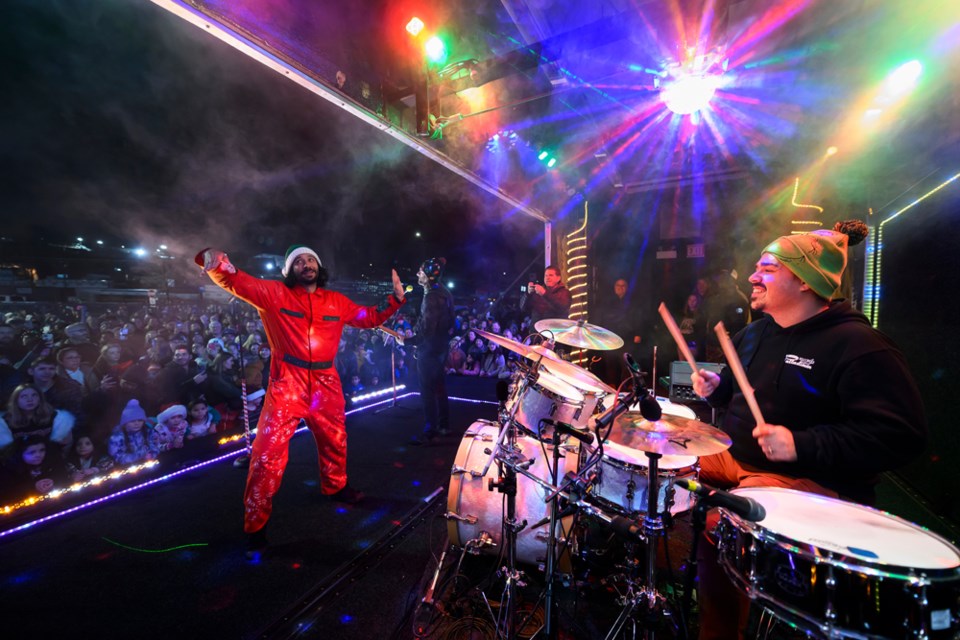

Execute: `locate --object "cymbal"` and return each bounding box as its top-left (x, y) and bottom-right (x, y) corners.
top-left (476, 330), bottom-right (535, 358)
top-left (527, 345), bottom-right (615, 395)
top-left (605, 411), bottom-right (732, 457)
top-left (534, 318), bottom-right (624, 351)
top-left (475, 330), bottom-right (614, 395)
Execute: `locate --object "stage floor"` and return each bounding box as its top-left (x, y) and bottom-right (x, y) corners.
top-left (2, 377), bottom-right (955, 639)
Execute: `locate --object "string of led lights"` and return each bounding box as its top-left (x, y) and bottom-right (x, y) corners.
top-left (566, 202), bottom-right (590, 363)
top-left (790, 177), bottom-right (824, 234)
top-left (868, 171), bottom-right (960, 328)
top-left (0, 392), bottom-right (496, 540)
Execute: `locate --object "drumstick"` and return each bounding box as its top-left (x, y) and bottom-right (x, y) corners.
top-left (657, 302), bottom-right (699, 372)
top-left (714, 321), bottom-right (766, 427)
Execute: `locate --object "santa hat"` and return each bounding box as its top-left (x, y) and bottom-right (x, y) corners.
top-left (762, 220), bottom-right (868, 301)
top-left (157, 404), bottom-right (187, 424)
top-left (282, 245), bottom-right (322, 277)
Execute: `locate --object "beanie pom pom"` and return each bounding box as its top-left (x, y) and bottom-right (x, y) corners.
top-left (834, 219), bottom-right (868, 247)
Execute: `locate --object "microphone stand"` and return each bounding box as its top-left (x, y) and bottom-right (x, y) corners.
top-left (679, 502), bottom-right (708, 640)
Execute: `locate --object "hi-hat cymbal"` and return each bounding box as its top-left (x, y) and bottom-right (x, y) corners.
top-left (605, 411), bottom-right (732, 457)
top-left (534, 318), bottom-right (624, 350)
top-left (476, 330), bottom-right (615, 395)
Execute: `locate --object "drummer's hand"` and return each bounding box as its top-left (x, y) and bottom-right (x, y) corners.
top-left (691, 369), bottom-right (720, 398)
top-left (391, 269), bottom-right (405, 301)
top-left (753, 423), bottom-right (797, 462)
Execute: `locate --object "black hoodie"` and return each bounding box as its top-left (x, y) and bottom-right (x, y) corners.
top-left (707, 300), bottom-right (927, 503)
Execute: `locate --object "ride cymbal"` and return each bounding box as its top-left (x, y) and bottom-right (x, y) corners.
top-left (534, 318), bottom-right (624, 350)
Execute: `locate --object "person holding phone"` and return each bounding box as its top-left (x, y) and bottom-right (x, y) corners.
top-left (525, 265), bottom-right (571, 326)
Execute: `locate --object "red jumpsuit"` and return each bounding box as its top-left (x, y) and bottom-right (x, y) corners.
top-left (204, 259), bottom-right (404, 533)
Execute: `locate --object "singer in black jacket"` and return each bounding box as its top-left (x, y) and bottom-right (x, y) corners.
top-left (408, 258), bottom-right (455, 445)
top-left (689, 223), bottom-right (927, 640)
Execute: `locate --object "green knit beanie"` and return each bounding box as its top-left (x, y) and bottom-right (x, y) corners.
top-left (762, 220), bottom-right (867, 301)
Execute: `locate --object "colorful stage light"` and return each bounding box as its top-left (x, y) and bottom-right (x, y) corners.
top-left (883, 60), bottom-right (923, 98)
top-left (425, 36), bottom-right (447, 64)
top-left (405, 17), bottom-right (424, 37)
top-left (660, 73), bottom-right (720, 115)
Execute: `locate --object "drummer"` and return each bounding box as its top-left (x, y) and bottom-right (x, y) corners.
top-left (690, 221), bottom-right (927, 640)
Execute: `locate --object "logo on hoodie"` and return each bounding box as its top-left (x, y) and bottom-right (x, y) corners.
top-left (784, 354), bottom-right (815, 370)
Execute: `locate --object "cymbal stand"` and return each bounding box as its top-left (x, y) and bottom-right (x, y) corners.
top-left (482, 364), bottom-right (543, 639)
top-left (604, 451), bottom-right (673, 640)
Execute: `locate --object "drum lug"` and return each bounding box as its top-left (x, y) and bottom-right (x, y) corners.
top-left (444, 511), bottom-right (479, 525)
top-left (823, 565), bottom-right (837, 623)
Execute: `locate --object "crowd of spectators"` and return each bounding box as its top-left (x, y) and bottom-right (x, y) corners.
top-left (0, 295), bottom-right (545, 503)
top-left (0, 302), bottom-right (277, 503)
top-left (0, 283), bottom-right (589, 507)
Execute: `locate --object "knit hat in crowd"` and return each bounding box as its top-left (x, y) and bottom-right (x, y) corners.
top-left (762, 220), bottom-right (868, 301)
top-left (119, 399), bottom-right (147, 426)
top-left (419, 257), bottom-right (446, 282)
top-left (157, 404), bottom-right (187, 425)
top-left (282, 245), bottom-right (322, 277)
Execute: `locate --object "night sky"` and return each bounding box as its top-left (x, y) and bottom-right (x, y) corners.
top-left (0, 0), bottom-right (544, 291)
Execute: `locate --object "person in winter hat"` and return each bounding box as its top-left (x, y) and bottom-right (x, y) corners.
top-left (195, 243), bottom-right (407, 555)
top-left (689, 220), bottom-right (927, 639)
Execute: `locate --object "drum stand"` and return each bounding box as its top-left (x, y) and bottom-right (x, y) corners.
top-left (482, 364), bottom-right (543, 639)
top-left (604, 452), bottom-right (677, 640)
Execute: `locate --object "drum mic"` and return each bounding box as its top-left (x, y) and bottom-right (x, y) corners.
top-left (609, 515), bottom-right (645, 542)
top-left (676, 479), bottom-right (766, 522)
top-left (541, 419), bottom-right (595, 445)
top-left (623, 353), bottom-right (662, 421)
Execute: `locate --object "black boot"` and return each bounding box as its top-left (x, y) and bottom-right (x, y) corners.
top-left (245, 526), bottom-right (268, 559)
top-left (329, 484), bottom-right (365, 504)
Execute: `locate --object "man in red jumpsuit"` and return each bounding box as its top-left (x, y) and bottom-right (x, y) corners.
top-left (196, 245), bottom-right (406, 553)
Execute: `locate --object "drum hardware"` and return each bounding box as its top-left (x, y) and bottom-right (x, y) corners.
top-left (444, 511), bottom-right (479, 525)
top-left (596, 364), bottom-right (725, 640)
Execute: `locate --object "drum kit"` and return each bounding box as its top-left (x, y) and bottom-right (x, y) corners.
top-left (444, 319), bottom-right (733, 638)
top-left (439, 318), bottom-right (960, 639)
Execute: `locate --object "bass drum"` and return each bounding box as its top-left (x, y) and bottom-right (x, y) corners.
top-left (717, 487), bottom-right (960, 639)
top-left (447, 420), bottom-right (579, 571)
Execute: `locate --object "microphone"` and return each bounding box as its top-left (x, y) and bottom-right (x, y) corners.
top-left (542, 420), bottom-right (595, 445)
top-left (623, 353), bottom-right (662, 421)
top-left (676, 479), bottom-right (766, 522)
top-left (610, 516), bottom-right (645, 541)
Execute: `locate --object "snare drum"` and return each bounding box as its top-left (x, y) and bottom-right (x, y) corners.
top-left (506, 371), bottom-right (587, 435)
top-left (716, 487), bottom-right (960, 638)
top-left (447, 420), bottom-right (579, 570)
top-left (585, 398), bottom-right (700, 516)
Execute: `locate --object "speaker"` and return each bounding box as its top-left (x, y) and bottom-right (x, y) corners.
top-left (669, 361), bottom-right (726, 403)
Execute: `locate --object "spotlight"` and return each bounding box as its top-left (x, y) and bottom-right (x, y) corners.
top-left (883, 60), bottom-right (922, 97)
top-left (425, 36), bottom-right (447, 64)
top-left (406, 17), bottom-right (424, 36)
top-left (661, 73), bottom-right (720, 115)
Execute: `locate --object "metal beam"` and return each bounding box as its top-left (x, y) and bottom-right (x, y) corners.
top-left (148, 0), bottom-right (551, 224)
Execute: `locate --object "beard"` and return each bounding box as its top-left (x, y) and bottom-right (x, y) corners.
top-left (297, 269), bottom-right (318, 286)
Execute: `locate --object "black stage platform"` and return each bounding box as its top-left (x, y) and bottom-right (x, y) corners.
top-left (2, 377), bottom-right (957, 639)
